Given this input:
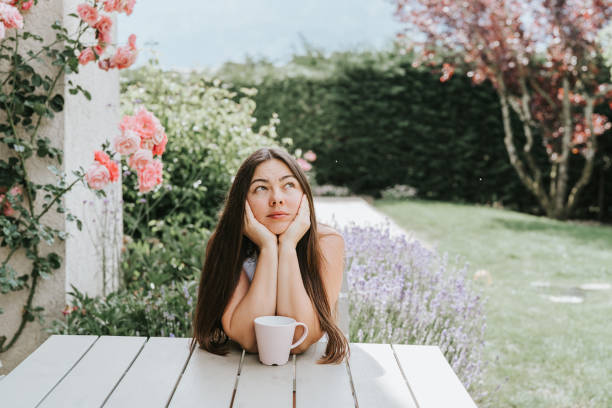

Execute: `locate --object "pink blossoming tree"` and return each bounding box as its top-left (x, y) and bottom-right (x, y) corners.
top-left (394, 0), bottom-right (612, 219)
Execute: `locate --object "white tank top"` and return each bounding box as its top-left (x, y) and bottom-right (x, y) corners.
top-left (243, 253), bottom-right (258, 282)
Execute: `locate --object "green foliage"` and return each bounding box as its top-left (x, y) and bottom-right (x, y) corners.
top-left (48, 217), bottom-right (206, 338)
top-left (119, 58), bottom-right (292, 239)
top-left (218, 49), bottom-right (612, 222)
top-left (46, 281), bottom-right (196, 338)
top-left (120, 221), bottom-right (209, 292)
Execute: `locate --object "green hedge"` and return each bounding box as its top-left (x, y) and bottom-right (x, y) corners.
top-left (218, 51), bottom-right (612, 221)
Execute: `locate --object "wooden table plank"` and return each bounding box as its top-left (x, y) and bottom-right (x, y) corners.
top-left (296, 340), bottom-right (355, 407)
top-left (36, 336), bottom-right (147, 408)
top-left (0, 335), bottom-right (98, 408)
top-left (103, 337), bottom-right (193, 408)
top-left (168, 340), bottom-right (243, 408)
top-left (393, 344), bottom-right (477, 408)
top-left (234, 351), bottom-right (294, 407)
top-left (348, 343), bottom-right (417, 408)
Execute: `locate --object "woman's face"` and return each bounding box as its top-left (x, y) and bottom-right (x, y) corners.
top-left (247, 158), bottom-right (304, 235)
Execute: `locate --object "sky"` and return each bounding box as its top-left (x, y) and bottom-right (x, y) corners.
top-left (117, 0), bottom-right (404, 70)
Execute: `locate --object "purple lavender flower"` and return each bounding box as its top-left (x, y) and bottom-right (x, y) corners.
top-left (342, 225), bottom-right (487, 398)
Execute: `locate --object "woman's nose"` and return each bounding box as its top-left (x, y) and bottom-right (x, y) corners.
top-left (269, 189), bottom-right (284, 206)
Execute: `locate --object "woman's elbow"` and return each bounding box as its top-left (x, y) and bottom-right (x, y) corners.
top-left (244, 343), bottom-right (258, 353)
top-left (226, 331), bottom-right (257, 353)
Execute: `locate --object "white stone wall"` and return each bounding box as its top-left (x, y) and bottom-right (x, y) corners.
top-left (0, 0), bottom-right (121, 374)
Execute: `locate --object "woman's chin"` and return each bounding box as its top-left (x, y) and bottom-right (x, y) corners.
top-left (265, 222), bottom-right (290, 236)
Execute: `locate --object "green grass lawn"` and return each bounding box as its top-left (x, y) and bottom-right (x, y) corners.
top-left (374, 199), bottom-right (612, 408)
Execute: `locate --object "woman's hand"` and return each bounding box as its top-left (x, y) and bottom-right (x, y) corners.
top-left (278, 194), bottom-right (311, 248)
top-left (244, 200), bottom-right (277, 250)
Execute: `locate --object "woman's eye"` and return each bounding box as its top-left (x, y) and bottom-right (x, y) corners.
top-left (285, 182), bottom-right (295, 189)
top-left (254, 186), bottom-right (266, 192)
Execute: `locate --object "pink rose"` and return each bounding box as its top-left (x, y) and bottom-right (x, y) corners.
top-left (78, 47), bottom-right (95, 65)
top-left (128, 148), bottom-right (152, 171)
top-left (98, 58), bottom-right (110, 71)
top-left (85, 162), bottom-right (110, 190)
top-left (132, 108), bottom-right (160, 141)
top-left (152, 132), bottom-right (167, 156)
top-left (122, 0), bottom-right (136, 16)
top-left (0, 3), bottom-right (23, 29)
top-left (103, 0), bottom-right (119, 12)
top-left (106, 160), bottom-right (119, 182)
top-left (303, 150), bottom-right (317, 162)
top-left (114, 129), bottom-right (140, 155)
top-left (119, 114), bottom-right (136, 133)
top-left (137, 159), bottom-right (163, 193)
top-left (0, 185), bottom-right (23, 217)
top-left (93, 14), bottom-right (112, 36)
top-left (0, 193), bottom-right (15, 217)
top-left (128, 33), bottom-right (136, 49)
top-left (94, 150), bottom-right (111, 166)
top-left (20, 0), bottom-right (33, 11)
top-left (297, 158), bottom-right (312, 171)
top-left (93, 43), bottom-right (105, 56)
top-left (97, 29), bottom-right (112, 45)
top-left (140, 138), bottom-right (154, 150)
top-left (76, 3), bottom-right (98, 26)
top-left (110, 43), bottom-right (138, 70)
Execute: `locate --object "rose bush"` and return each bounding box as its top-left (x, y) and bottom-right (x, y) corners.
top-left (0, 0), bottom-right (148, 354)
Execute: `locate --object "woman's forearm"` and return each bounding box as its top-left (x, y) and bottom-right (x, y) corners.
top-left (229, 245), bottom-right (278, 351)
top-left (276, 242), bottom-right (322, 352)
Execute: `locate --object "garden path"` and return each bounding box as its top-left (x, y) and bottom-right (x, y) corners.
top-left (313, 196), bottom-right (433, 250)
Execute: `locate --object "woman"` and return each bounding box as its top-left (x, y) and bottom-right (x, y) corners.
top-left (190, 147), bottom-right (349, 364)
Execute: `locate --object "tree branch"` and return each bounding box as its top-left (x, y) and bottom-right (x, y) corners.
top-left (566, 97), bottom-right (597, 215)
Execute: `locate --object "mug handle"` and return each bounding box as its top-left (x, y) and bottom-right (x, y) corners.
top-left (290, 322), bottom-right (309, 349)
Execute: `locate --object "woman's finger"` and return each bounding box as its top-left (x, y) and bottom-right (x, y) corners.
top-left (244, 201), bottom-right (254, 231)
top-left (301, 195), bottom-right (310, 218)
top-left (246, 200), bottom-right (256, 220)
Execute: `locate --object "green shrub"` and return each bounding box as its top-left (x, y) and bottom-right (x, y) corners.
top-left (47, 281), bottom-right (196, 338)
top-left (120, 222), bottom-right (209, 292)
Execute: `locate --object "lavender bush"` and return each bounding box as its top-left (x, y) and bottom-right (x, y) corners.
top-left (342, 224), bottom-right (487, 399)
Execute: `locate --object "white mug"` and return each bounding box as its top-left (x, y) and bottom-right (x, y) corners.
top-left (254, 316), bottom-right (309, 366)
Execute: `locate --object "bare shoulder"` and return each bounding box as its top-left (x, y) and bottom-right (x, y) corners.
top-left (317, 223), bottom-right (343, 240)
top-left (316, 223), bottom-right (345, 258)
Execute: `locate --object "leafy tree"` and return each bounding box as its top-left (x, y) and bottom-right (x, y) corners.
top-left (394, 0), bottom-right (612, 219)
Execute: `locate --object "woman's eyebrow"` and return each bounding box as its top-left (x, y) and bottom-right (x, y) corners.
top-left (250, 175), bottom-right (296, 185)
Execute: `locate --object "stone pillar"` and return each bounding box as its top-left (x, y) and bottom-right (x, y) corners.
top-left (0, 0), bottom-right (121, 374)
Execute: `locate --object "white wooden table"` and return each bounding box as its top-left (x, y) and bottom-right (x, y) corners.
top-left (0, 335), bottom-right (477, 407)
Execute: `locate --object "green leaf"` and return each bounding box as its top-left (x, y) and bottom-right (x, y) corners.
top-left (47, 253), bottom-right (61, 269)
top-left (49, 94), bottom-right (64, 112)
top-left (32, 74), bottom-right (42, 87)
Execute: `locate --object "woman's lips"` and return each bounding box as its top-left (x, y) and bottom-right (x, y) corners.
top-left (267, 214), bottom-right (289, 219)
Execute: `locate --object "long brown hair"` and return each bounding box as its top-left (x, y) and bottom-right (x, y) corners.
top-left (190, 147), bottom-right (350, 364)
